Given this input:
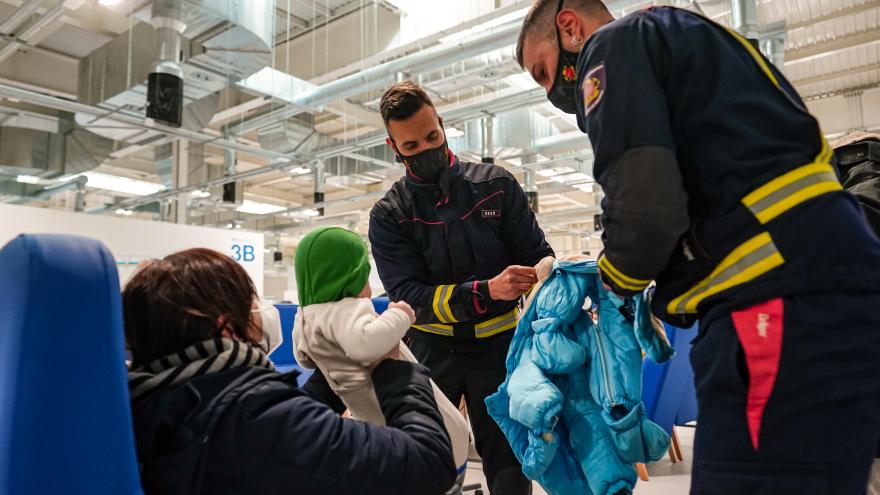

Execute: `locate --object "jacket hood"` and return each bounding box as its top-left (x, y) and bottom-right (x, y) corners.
top-left (295, 227), bottom-right (371, 307)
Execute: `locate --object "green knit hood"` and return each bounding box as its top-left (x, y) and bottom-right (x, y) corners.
top-left (295, 227), bottom-right (371, 307)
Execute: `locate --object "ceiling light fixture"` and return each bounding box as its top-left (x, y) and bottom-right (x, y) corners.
top-left (84, 172), bottom-right (166, 196)
top-left (236, 200), bottom-right (287, 215)
top-left (190, 190), bottom-right (211, 199)
top-left (16, 175), bottom-right (41, 185)
top-left (98, 0), bottom-right (124, 6)
top-left (289, 166), bottom-right (310, 175)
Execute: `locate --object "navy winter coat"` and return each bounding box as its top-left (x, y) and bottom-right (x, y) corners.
top-left (130, 360), bottom-right (457, 495)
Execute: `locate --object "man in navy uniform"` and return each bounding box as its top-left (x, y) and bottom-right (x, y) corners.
top-left (369, 80), bottom-right (554, 495)
top-left (518, 1), bottom-right (880, 493)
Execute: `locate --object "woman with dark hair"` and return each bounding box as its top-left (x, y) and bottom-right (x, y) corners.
top-left (124, 248), bottom-right (457, 495)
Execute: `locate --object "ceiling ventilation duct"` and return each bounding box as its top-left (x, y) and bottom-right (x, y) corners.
top-left (257, 114), bottom-right (316, 155)
top-left (76, 0), bottom-right (274, 141)
top-left (0, 112), bottom-right (113, 180)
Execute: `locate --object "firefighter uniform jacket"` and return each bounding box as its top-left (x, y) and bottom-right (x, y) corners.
top-left (369, 153), bottom-right (554, 350)
top-left (572, 6), bottom-right (880, 326)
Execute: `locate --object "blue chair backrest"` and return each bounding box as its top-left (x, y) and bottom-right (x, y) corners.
top-left (269, 303), bottom-right (298, 368)
top-left (269, 298), bottom-right (392, 385)
top-left (0, 234), bottom-right (142, 495)
top-left (372, 296), bottom-right (390, 314)
top-left (642, 322), bottom-right (698, 433)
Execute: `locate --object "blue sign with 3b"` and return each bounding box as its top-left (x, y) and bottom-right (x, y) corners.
top-left (231, 243), bottom-right (255, 262)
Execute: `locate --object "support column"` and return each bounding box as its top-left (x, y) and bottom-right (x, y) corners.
top-left (522, 154), bottom-right (539, 213)
top-left (172, 139), bottom-right (189, 224)
top-left (74, 179), bottom-right (85, 212)
top-left (314, 160), bottom-right (325, 216)
top-left (731, 0), bottom-right (759, 48)
top-left (845, 91), bottom-right (865, 132)
top-left (481, 116), bottom-right (495, 164)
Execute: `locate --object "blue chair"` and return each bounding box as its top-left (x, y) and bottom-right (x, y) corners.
top-left (269, 298), bottom-right (393, 385)
top-left (641, 322), bottom-right (698, 465)
top-left (0, 234), bottom-right (142, 495)
top-left (269, 304), bottom-right (314, 385)
top-left (372, 296), bottom-right (390, 314)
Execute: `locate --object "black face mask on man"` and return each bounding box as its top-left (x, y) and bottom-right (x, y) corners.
top-left (400, 139), bottom-right (451, 184)
top-left (547, 0), bottom-right (582, 115)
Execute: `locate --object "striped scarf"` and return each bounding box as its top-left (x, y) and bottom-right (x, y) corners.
top-left (128, 337), bottom-right (274, 403)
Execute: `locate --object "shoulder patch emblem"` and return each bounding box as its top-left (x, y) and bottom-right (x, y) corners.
top-left (582, 64), bottom-right (606, 116)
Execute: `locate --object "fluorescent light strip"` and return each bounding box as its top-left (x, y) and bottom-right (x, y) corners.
top-left (236, 200), bottom-right (287, 215)
top-left (84, 172), bottom-right (166, 196)
top-left (16, 175), bottom-right (41, 184)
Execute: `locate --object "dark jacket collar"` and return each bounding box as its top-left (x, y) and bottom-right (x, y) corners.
top-left (404, 149), bottom-right (461, 198)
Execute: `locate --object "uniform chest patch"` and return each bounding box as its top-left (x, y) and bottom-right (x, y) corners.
top-left (562, 64), bottom-right (577, 82)
top-left (582, 64), bottom-right (606, 117)
top-left (481, 209), bottom-right (501, 219)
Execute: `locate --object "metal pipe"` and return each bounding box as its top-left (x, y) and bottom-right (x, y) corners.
top-left (5, 177), bottom-right (87, 205)
top-left (481, 116), bottom-right (494, 163)
top-left (228, 21), bottom-right (523, 136)
top-left (0, 0), bottom-right (44, 34)
top-left (731, 0), bottom-right (759, 43)
top-left (534, 131), bottom-right (590, 156)
top-left (760, 35), bottom-right (786, 68)
top-left (0, 82), bottom-right (291, 162)
top-left (96, 88), bottom-right (545, 214)
top-left (0, 1), bottom-right (67, 65)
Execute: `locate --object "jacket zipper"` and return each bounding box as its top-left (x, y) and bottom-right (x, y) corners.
top-left (593, 325), bottom-right (618, 406)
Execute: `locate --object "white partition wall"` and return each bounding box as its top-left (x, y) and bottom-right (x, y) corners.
top-left (0, 205), bottom-right (264, 293)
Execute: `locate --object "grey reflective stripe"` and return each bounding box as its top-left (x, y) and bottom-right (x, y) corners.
top-left (475, 312), bottom-right (518, 336)
top-left (413, 324), bottom-right (454, 336)
top-left (747, 170), bottom-right (839, 219)
top-left (436, 285), bottom-right (454, 323)
top-left (670, 238), bottom-right (782, 315)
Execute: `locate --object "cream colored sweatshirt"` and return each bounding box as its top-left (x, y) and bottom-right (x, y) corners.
top-left (294, 297), bottom-right (471, 468)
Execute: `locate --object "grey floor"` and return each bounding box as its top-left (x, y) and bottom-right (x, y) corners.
top-left (463, 426), bottom-right (694, 495)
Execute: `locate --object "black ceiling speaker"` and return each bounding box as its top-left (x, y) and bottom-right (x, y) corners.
top-left (147, 65), bottom-right (183, 127)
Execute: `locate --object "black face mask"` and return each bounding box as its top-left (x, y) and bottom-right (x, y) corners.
top-left (547, 0), bottom-right (581, 115)
top-left (401, 139), bottom-right (450, 184)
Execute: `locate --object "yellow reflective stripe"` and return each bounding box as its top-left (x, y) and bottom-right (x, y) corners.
top-left (598, 256), bottom-right (651, 292)
top-left (667, 233), bottom-right (785, 314)
top-left (432, 285), bottom-right (447, 323)
top-left (477, 320), bottom-right (518, 338)
top-left (432, 285), bottom-right (457, 323)
top-left (742, 163), bottom-right (834, 207)
top-left (818, 135), bottom-right (833, 163)
top-left (475, 309), bottom-right (519, 338)
top-left (724, 27), bottom-right (780, 89)
top-left (413, 323), bottom-right (454, 336)
top-left (753, 181), bottom-right (842, 224)
top-left (742, 162), bottom-right (842, 224)
top-left (442, 284), bottom-right (458, 323)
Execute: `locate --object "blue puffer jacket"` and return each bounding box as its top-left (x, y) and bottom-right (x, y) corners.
top-left (486, 260), bottom-right (674, 495)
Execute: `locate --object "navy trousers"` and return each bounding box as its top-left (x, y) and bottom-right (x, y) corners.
top-left (689, 291), bottom-right (880, 494)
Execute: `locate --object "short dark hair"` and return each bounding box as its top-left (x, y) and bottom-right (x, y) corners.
top-left (123, 248), bottom-right (260, 366)
top-left (516, 0), bottom-right (612, 68)
top-left (379, 80), bottom-right (436, 126)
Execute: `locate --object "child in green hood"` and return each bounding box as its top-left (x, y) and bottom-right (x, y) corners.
top-left (292, 227), bottom-right (471, 482)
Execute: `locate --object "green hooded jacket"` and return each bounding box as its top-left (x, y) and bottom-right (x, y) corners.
top-left (295, 227), bottom-right (371, 307)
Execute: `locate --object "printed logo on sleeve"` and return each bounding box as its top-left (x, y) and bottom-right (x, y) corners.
top-left (582, 63), bottom-right (606, 117)
top-left (481, 209), bottom-right (502, 219)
